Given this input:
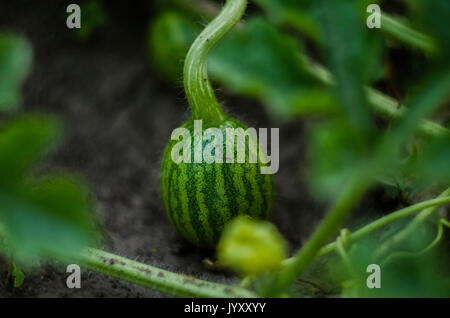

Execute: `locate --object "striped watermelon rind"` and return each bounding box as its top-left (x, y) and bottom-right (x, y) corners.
top-left (160, 118), bottom-right (275, 247)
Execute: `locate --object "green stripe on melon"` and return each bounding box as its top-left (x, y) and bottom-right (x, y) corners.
top-left (160, 118), bottom-right (274, 247)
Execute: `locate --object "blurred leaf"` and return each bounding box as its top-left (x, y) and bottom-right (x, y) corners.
top-left (252, 0), bottom-right (322, 43)
top-left (254, 0), bottom-right (385, 127)
top-left (370, 65), bottom-right (450, 203)
top-left (11, 262), bottom-right (25, 287)
top-left (306, 120), bottom-right (369, 199)
top-left (411, 136), bottom-right (450, 184)
top-left (0, 34), bottom-right (32, 111)
top-left (252, 0), bottom-right (381, 47)
top-left (406, 0), bottom-right (450, 60)
top-left (0, 177), bottom-right (96, 263)
top-left (0, 117), bottom-right (97, 264)
top-left (75, 0), bottom-right (108, 40)
top-left (148, 14), bottom-right (337, 118)
top-left (0, 116), bottom-right (61, 187)
top-left (316, 0), bottom-right (381, 135)
top-left (210, 18), bottom-right (336, 119)
top-left (339, 222), bottom-right (450, 297)
top-left (375, 70), bottom-right (450, 162)
top-left (1, 238), bottom-right (26, 287)
top-left (148, 11), bottom-right (198, 82)
top-left (377, 145), bottom-right (427, 202)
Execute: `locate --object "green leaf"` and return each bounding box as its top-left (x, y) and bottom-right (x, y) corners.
top-left (0, 34), bottom-right (32, 111)
top-left (316, 0), bottom-right (381, 135)
top-left (209, 18), bottom-right (336, 119)
top-left (148, 11), bottom-right (198, 82)
top-left (412, 136), bottom-right (450, 184)
top-left (252, 0), bottom-right (322, 43)
top-left (337, 223), bottom-right (450, 297)
top-left (0, 177), bottom-right (96, 263)
top-left (376, 71), bottom-right (450, 161)
top-left (11, 262), bottom-right (25, 287)
top-left (0, 117), bottom-right (98, 264)
top-left (306, 120), bottom-right (368, 199)
top-left (255, 0), bottom-right (390, 146)
top-left (252, 0), bottom-right (381, 46)
top-left (75, 0), bottom-right (108, 40)
top-left (148, 14), bottom-right (337, 119)
top-left (406, 0), bottom-right (450, 59)
top-left (0, 116), bottom-right (62, 187)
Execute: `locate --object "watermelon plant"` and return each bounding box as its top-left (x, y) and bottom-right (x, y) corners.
top-left (1, 0), bottom-right (450, 298)
top-left (159, 0), bottom-right (274, 247)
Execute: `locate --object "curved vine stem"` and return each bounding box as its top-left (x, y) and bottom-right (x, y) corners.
top-left (56, 248), bottom-right (257, 298)
top-left (281, 188), bottom-right (450, 265)
top-left (184, 0), bottom-right (247, 123)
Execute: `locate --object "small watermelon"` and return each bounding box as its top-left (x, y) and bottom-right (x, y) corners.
top-left (160, 118), bottom-right (274, 247)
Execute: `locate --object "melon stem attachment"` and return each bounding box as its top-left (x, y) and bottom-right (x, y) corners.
top-left (183, 0), bottom-right (247, 123)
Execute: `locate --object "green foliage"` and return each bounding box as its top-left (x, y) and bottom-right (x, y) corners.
top-left (10, 262), bottom-right (25, 287)
top-left (0, 31), bottom-right (99, 270)
top-left (413, 136), bottom-right (450, 184)
top-left (300, 0), bottom-right (386, 199)
top-left (0, 236), bottom-right (25, 287)
top-left (148, 11), bottom-right (198, 82)
top-left (151, 2), bottom-right (450, 298)
top-left (75, 0), bottom-right (108, 40)
top-left (252, 0), bottom-right (322, 43)
top-left (315, 0), bottom-right (381, 133)
top-left (0, 0), bottom-right (447, 297)
top-left (306, 120), bottom-right (369, 199)
top-left (210, 18), bottom-right (336, 119)
top-left (0, 117), bottom-right (98, 264)
top-left (148, 15), bottom-right (337, 119)
top-left (0, 116), bottom-right (61, 186)
top-left (0, 34), bottom-right (32, 111)
top-left (334, 222), bottom-right (450, 297)
top-left (252, 0), bottom-right (381, 44)
top-left (406, 0), bottom-right (450, 60)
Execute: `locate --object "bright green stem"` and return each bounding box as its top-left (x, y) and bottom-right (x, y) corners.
top-left (272, 175), bottom-right (373, 295)
top-left (381, 13), bottom-right (437, 54)
top-left (69, 248), bottom-right (256, 298)
top-left (184, 0), bottom-right (247, 123)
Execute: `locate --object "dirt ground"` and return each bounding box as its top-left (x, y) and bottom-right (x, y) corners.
top-left (0, 0), bottom-right (399, 297)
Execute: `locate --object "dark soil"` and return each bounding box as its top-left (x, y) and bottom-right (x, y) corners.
top-left (0, 0), bottom-right (399, 297)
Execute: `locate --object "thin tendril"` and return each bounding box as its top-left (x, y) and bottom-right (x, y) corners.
top-left (380, 218), bottom-right (450, 267)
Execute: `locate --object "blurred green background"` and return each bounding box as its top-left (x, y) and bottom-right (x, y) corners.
top-left (0, 0), bottom-right (449, 297)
